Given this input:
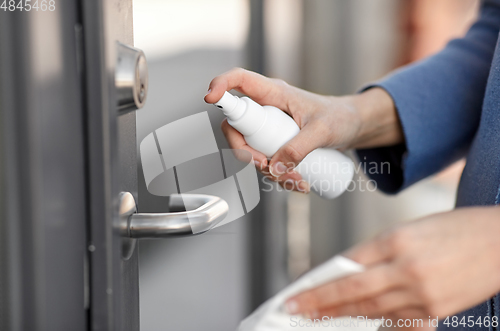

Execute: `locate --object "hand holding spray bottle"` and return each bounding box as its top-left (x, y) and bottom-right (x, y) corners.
top-left (213, 92), bottom-right (354, 199)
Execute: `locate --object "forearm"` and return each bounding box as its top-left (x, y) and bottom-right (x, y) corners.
top-left (347, 87), bottom-right (403, 150)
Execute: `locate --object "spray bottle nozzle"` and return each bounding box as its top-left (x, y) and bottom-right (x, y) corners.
top-left (213, 91), bottom-right (239, 114)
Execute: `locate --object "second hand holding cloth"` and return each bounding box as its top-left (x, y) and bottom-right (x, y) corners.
top-left (238, 256), bottom-right (379, 331)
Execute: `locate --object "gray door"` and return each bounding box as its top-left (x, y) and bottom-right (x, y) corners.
top-left (0, 2), bottom-right (228, 330)
top-left (0, 1), bottom-right (140, 330)
top-left (0, 2), bottom-right (89, 330)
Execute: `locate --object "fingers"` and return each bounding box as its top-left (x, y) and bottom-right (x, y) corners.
top-left (204, 68), bottom-right (291, 112)
top-left (384, 307), bottom-right (430, 323)
top-left (221, 119), bottom-right (268, 167)
top-left (314, 289), bottom-right (420, 320)
top-left (266, 171), bottom-right (310, 194)
top-left (210, 68), bottom-right (311, 194)
top-left (222, 118), bottom-right (309, 193)
top-left (269, 125), bottom-right (326, 177)
top-left (286, 264), bottom-right (402, 315)
top-left (221, 119), bottom-right (305, 193)
top-left (342, 232), bottom-right (398, 266)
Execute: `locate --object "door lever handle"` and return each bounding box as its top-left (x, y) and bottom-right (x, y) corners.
top-left (120, 192), bottom-right (228, 239)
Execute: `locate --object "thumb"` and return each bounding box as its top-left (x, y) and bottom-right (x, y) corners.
top-left (269, 125), bottom-right (324, 177)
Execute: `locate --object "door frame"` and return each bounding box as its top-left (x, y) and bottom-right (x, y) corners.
top-left (81, 0), bottom-right (140, 330)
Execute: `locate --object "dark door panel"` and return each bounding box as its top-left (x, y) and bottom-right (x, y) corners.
top-left (81, 0), bottom-right (139, 330)
top-left (0, 3), bottom-right (87, 330)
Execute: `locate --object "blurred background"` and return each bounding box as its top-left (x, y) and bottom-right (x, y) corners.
top-left (133, 1), bottom-right (479, 330)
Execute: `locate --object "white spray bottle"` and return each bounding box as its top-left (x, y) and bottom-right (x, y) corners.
top-left (213, 91), bottom-right (354, 199)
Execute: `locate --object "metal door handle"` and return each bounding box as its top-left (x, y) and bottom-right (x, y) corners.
top-left (119, 192), bottom-right (228, 259)
top-left (120, 192), bottom-right (228, 239)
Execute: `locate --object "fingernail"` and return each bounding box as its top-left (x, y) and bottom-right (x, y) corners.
top-left (253, 160), bottom-right (261, 169)
top-left (205, 88), bottom-right (211, 96)
top-left (285, 300), bottom-right (299, 315)
top-left (270, 162), bottom-right (287, 177)
top-left (283, 180), bottom-right (295, 191)
top-left (297, 181), bottom-right (310, 193)
top-left (303, 310), bottom-right (319, 319)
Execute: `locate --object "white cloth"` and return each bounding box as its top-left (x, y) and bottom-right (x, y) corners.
top-left (237, 256), bottom-right (380, 331)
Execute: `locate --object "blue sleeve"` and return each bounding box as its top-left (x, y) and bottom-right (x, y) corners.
top-left (356, 0), bottom-right (500, 194)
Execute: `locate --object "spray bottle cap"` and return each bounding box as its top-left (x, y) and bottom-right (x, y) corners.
top-left (213, 91), bottom-right (246, 121)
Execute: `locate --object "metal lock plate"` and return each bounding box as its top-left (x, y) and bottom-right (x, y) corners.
top-left (116, 42), bottom-right (149, 114)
